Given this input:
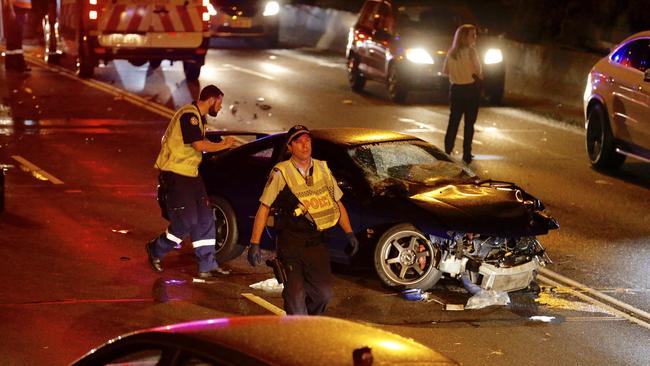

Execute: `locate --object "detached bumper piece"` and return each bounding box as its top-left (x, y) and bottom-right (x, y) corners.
top-left (478, 258), bottom-right (540, 292)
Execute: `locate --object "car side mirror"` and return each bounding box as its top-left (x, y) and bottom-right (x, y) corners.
top-left (645, 69), bottom-right (650, 82)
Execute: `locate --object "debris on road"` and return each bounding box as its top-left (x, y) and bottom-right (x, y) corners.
top-left (250, 278), bottom-right (283, 293)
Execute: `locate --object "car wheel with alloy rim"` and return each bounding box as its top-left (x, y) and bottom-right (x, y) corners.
top-left (209, 196), bottom-right (245, 263)
top-left (586, 103), bottom-right (625, 169)
top-left (374, 223), bottom-right (442, 290)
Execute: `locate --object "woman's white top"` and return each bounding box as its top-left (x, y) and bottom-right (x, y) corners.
top-left (444, 47), bottom-right (481, 85)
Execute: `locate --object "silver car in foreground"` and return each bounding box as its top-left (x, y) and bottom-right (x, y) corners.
top-left (584, 30), bottom-right (650, 169)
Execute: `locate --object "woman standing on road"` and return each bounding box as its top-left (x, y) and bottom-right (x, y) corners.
top-left (442, 24), bottom-right (482, 164)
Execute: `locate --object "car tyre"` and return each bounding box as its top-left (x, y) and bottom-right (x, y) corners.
top-left (183, 60), bottom-right (202, 81)
top-left (77, 39), bottom-right (95, 78)
top-left (374, 223), bottom-right (442, 290)
top-left (209, 195), bottom-right (245, 263)
top-left (586, 103), bottom-right (625, 169)
top-left (387, 65), bottom-right (408, 103)
top-left (347, 55), bottom-right (366, 92)
top-left (485, 85), bottom-right (504, 105)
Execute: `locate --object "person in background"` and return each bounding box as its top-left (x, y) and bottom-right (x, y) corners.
top-left (145, 85), bottom-right (235, 279)
top-left (2, 0), bottom-right (32, 72)
top-left (442, 24), bottom-right (482, 164)
top-left (247, 125), bottom-right (359, 315)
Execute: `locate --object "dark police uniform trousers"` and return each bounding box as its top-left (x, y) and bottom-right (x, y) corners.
top-left (151, 170), bottom-right (217, 273)
top-left (276, 216), bottom-right (333, 316)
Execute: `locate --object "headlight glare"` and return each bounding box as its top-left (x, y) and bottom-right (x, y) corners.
top-left (484, 48), bottom-right (503, 64)
top-left (263, 1), bottom-right (280, 16)
top-left (207, 3), bottom-right (217, 16)
top-left (405, 48), bottom-right (434, 64)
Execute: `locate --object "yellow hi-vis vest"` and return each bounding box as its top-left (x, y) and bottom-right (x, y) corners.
top-left (274, 159), bottom-right (341, 231)
top-left (154, 104), bottom-right (204, 177)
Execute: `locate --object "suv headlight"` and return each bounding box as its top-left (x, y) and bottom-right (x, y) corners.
top-left (405, 48), bottom-right (434, 64)
top-left (263, 1), bottom-right (280, 16)
top-left (484, 48), bottom-right (503, 64)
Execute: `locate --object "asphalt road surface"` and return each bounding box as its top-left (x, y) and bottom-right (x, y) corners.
top-left (0, 45), bottom-right (649, 365)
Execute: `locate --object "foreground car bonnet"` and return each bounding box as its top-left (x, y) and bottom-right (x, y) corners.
top-left (72, 316), bottom-right (457, 366)
top-left (409, 182), bottom-right (557, 236)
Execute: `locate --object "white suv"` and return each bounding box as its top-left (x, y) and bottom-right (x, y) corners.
top-left (584, 31), bottom-right (650, 169)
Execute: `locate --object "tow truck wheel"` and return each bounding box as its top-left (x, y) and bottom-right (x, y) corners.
top-left (183, 61), bottom-right (202, 81)
top-left (374, 223), bottom-right (442, 290)
top-left (209, 195), bottom-right (245, 263)
top-left (77, 40), bottom-right (94, 78)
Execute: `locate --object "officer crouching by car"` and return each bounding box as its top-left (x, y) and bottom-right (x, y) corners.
top-left (247, 125), bottom-right (359, 315)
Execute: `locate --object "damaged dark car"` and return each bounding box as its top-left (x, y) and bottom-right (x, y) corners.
top-left (161, 128), bottom-right (558, 292)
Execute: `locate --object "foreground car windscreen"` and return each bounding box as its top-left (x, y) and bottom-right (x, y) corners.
top-left (348, 140), bottom-right (475, 189)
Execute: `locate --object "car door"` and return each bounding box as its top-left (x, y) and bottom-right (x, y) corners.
top-left (354, 0), bottom-right (381, 78)
top-left (201, 136), bottom-right (282, 248)
top-left (619, 38), bottom-right (650, 148)
top-left (608, 38), bottom-right (650, 147)
top-left (366, 2), bottom-right (394, 79)
top-left (311, 141), bottom-right (363, 264)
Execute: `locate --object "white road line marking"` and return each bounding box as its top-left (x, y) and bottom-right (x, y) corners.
top-left (223, 64), bottom-right (275, 80)
top-left (268, 50), bottom-right (345, 69)
top-left (537, 270), bottom-right (650, 330)
top-left (11, 155), bottom-right (64, 185)
top-left (241, 293), bottom-right (286, 315)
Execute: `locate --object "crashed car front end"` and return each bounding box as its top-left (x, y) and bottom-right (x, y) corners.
top-left (429, 233), bottom-right (551, 292)
top-left (411, 181), bottom-right (557, 292)
top-left (348, 138), bottom-right (558, 292)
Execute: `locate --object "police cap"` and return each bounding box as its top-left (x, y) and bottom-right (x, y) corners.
top-left (286, 124), bottom-right (311, 145)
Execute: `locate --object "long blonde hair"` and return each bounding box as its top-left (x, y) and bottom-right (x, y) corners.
top-left (448, 24), bottom-right (477, 60)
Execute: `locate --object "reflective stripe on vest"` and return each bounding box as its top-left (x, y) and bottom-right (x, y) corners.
top-left (154, 104), bottom-right (203, 177)
top-left (274, 159), bottom-right (340, 231)
top-left (13, 0), bottom-right (32, 9)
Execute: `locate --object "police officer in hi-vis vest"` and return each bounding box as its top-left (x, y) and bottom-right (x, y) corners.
top-left (2, 0), bottom-right (31, 71)
top-left (247, 125), bottom-right (359, 315)
top-left (146, 85), bottom-right (235, 278)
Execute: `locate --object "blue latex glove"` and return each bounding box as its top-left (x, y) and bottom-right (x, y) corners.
top-left (345, 232), bottom-right (359, 257)
top-left (247, 243), bottom-right (262, 267)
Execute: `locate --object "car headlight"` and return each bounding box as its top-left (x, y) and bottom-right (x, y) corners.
top-left (405, 48), bottom-right (434, 64)
top-left (263, 1), bottom-right (280, 16)
top-left (483, 48), bottom-right (503, 64)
